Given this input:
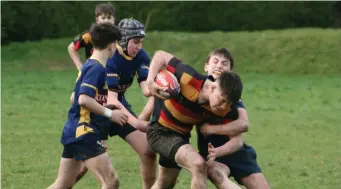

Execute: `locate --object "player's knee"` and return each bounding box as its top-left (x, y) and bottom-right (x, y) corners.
top-left (207, 166), bottom-right (225, 185)
top-left (141, 148), bottom-right (157, 160)
top-left (190, 158), bottom-right (206, 174)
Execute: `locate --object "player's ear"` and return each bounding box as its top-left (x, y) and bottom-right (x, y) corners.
top-left (108, 42), bottom-right (115, 50)
top-left (204, 63), bottom-right (208, 72)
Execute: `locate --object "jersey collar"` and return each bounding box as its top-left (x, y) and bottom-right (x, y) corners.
top-left (116, 44), bottom-right (133, 61)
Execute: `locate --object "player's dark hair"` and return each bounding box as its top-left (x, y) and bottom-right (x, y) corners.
top-left (206, 48), bottom-right (234, 70)
top-left (90, 23), bottom-right (122, 50)
top-left (218, 71), bottom-right (243, 105)
top-left (95, 3), bottom-right (116, 17)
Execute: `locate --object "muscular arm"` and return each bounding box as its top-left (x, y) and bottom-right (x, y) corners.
top-left (139, 81), bottom-right (151, 97)
top-left (138, 96), bottom-right (154, 121)
top-left (214, 135), bottom-right (244, 158)
top-left (146, 50), bottom-right (174, 84)
top-left (202, 108), bottom-right (249, 136)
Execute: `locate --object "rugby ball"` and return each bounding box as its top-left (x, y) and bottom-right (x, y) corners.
top-left (155, 70), bottom-right (180, 98)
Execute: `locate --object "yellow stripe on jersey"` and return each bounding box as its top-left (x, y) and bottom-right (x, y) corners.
top-left (164, 100), bottom-right (200, 124)
top-left (116, 44), bottom-right (133, 60)
top-left (81, 83), bottom-right (98, 93)
top-left (180, 73), bottom-right (199, 102)
top-left (159, 116), bottom-right (189, 134)
top-left (76, 125), bottom-right (94, 138)
top-left (79, 107), bottom-right (90, 124)
top-left (76, 71), bottom-right (82, 82)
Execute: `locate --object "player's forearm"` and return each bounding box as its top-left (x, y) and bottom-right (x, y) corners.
top-left (215, 135), bottom-right (243, 157)
top-left (207, 119), bottom-right (248, 136)
top-left (107, 91), bottom-right (132, 117)
top-left (78, 94), bottom-right (106, 115)
top-left (107, 91), bottom-right (148, 131)
top-left (68, 43), bottom-right (83, 70)
top-left (139, 81), bottom-right (151, 97)
top-left (146, 50), bottom-right (171, 83)
top-left (138, 96), bottom-right (154, 121)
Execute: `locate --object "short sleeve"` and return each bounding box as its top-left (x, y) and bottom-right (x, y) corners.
top-left (136, 50), bottom-right (150, 83)
top-left (73, 32), bottom-right (91, 51)
top-left (106, 56), bottom-right (119, 91)
top-left (79, 65), bottom-right (103, 98)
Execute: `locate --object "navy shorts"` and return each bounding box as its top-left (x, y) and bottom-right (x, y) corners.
top-left (205, 144), bottom-right (262, 184)
top-left (99, 100), bottom-right (137, 141)
top-left (62, 139), bottom-right (106, 161)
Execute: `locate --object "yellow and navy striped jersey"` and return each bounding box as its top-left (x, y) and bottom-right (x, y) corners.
top-left (106, 45), bottom-right (150, 95)
top-left (61, 59), bottom-right (108, 145)
top-left (154, 57), bottom-right (233, 135)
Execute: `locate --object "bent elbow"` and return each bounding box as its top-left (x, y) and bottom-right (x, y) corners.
top-left (241, 120), bottom-right (249, 133)
top-left (68, 43), bottom-right (74, 52)
top-left (142, 89), bottom-right (151, 97)
top-left (78, 95), bottom-right (87, 106)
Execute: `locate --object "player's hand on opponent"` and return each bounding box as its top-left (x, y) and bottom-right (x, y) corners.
top-left (105, 104), bottom-right (128, 126)
top-left (200, 123), bottom-right (212, 137)
top-left (207, 143), bottom-right (216, 162)
top-left (131, 118), bottom-right (149, 133)
top-left (105, 103), bottom-right (122, 110)
top-left (147, 80), bottom-right (168, 100)
top-left (111, 109), bottom-right (128, 126)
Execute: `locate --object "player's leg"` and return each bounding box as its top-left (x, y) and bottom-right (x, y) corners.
top-left (207, 161), bottom-right (241, 189)
top-left (69, 123), bottom-right (110, 188)
top-left (47, 145), bottom-right (82, 189)
top-left (147, 122), bottom-right (206, 189)
top-left (124, 130), bottom-right (157, 189)
top-left (111, 103), bottom-right (157, 189)
top-left (151, 166), bottom-right (181, 189)
top-left (72, 163), bottom-right (88, 187)
top-left (83, 152), bottom-right (120, 189)
top-left (151, 156), bottom-right (182, 189)
top-left (227, 145), bottom-right (270, 189)
top-left (175, 144), bottom-right (208, 189)
top-left (76, 139), bottom-right (119, 189)
top-left (240, 173), bottom-right (269, 189)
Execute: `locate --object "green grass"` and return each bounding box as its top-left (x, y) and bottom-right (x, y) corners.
top-left (2, 28), bottom-right (341, 188)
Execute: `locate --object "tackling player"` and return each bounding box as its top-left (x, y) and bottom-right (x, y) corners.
top-left (198, 48), bottom-right (270, 189)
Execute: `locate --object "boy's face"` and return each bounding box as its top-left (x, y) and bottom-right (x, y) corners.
top-left (208, 80), bottom-right (229, 112)
top-left (204, 54), bottom-right (231, 79)
top-left (127, 37), bottom-right (144, 57)
top-left (96, 14), bottom-right (115, 24)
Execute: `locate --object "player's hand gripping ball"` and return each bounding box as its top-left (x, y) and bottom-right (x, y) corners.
top-left (154, 70), bottom-right (180, 99)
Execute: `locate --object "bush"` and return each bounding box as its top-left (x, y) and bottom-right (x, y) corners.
top-left (1, 1), bottom-right (339, 44)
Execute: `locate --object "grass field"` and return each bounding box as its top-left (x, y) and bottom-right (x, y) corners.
top-left (2, 28), bottom-right (341, 189)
